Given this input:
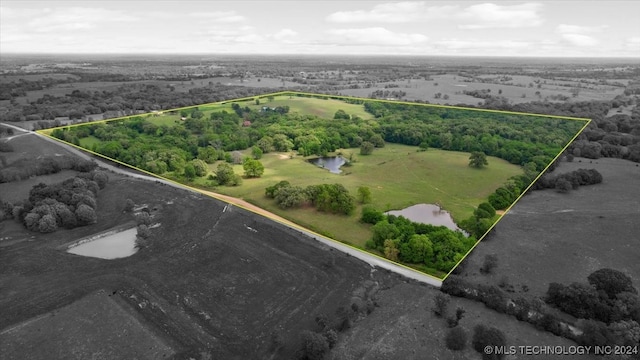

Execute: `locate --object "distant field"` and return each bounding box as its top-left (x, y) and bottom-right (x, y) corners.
top-left (249, 94), bottom-right (374, 119)
top-left (198, 143), bottom-right (522, 247)
top-left (459, 157), bottom-right (640, 299)
top-left (0, 291), bottom-right (174, 360)
top-left (339, 73), bottom-right (625, 106)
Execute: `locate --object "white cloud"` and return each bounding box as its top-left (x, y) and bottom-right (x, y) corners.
top-left (436, 39), bottom-right (531, 51)
top-left (556, 24), bottom-right (605, 47)
top-left (2, 7), bottom-right (137, 35)
top-left (556, 24), bottom-right (607, 34)
top-left (187, 11), bottom-right (246, 23)
top-left (273, 29), bottom-right (298, 43)
top-left (325, 27), bottom-right (427, 46)
top-left (457, 3), bottom-right (543, 29)
top-left (627, 37), bottom-right (640, 51)
top-left (326, 2), bottom-right (542, 29)
top-left (561, 33), bottom-right (599, 47)
top-left (326, 2), bottom-right (451, 23)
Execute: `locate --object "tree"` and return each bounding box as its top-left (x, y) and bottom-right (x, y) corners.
top-left (251, 146), bottom-right (263, 159)
top-left (334, 109), bottom-right (350, 119)
top-left (124, 199), bottom-right (135, 212)
top-left (472, 324), bottom-right (507, 360)
top-left (588, 268), bottom-right (637, 298)
top-left (274, 186), bottom-right (307, 209)
top-left (256, 136), bottom-right (274, 153)
top-left (38, 214), bottom-right (58, 233)
top-left (360, 141), bottom-right (374, 155)
top-left (383, 239), bottom-right (399, 261)
top-left (369, 134), bottom-right (385, 148)
top-left (361, 206), bottom-right (383, 224)
top-left (191, 159), bottom-right (208, 177)
top-left (469, 151), bottom-right (488, 168)
top-left (265, 180), bottom-right (291, 198)
top-left (75, 204), bottom-right (97, 225)
top-left (243, 157), bottom-right (265, 178)
top-left (432, 292), bottom-right (450, 317)
top-left (445, 326), bottom-right (467, 351)
top-left (357, 186), bottom-right (372, 204)
top-left (183, 163), bottom-right (196, 180)
top-left (298, 330), bottom-right (329, 360)
top-left (215, 163), bottom-right (236, 185)
top-left (555, 178), bottom-right (572, 193)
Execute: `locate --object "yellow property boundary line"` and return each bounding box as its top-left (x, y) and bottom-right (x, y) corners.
top-left (38, 91), bottom-right (590, 283)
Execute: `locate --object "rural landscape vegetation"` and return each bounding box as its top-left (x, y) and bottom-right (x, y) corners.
top-left (1, 54), bottom-right (639, 359)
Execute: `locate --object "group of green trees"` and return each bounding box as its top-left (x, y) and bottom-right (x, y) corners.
top-left (1, 171), bottom-right (108, 233)
top-left (361, 208), bottom-right (476, 273)
top-left (52, 94), bottom-right (582, 188)
top-left (265, 181), bottom-right (356, 215)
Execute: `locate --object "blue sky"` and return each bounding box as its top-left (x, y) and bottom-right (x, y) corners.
top-left (1, 1), bottom-right (639, 57)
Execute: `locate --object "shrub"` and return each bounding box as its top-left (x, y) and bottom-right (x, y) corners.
top-left (480, 254), bottom-right (498, 274)
top-left (432, 292), bottom-right (450, 318)
top-left (445, 326), bottom-right (467, 351)
top-left (472, 324), bottom-right (507, 360)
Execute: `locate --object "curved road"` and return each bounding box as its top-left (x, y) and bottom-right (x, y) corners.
top-left (1, 123), bottom-right (443, 287)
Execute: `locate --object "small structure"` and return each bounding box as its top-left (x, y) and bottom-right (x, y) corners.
top-left (242, 120), bottom-right (252, 127)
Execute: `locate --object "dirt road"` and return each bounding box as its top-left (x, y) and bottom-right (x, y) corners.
top-left (1, 123), bottom-right (443, 287)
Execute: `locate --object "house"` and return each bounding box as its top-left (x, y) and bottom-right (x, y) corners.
top-left (243, 120), bottom-right (252, 127)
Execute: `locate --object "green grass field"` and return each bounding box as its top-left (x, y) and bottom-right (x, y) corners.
top-left (195, 143), bottom-right (522, 247)
top-left (249, 95), bottom-right (374, 120)
top-left (78, 135), bottom-right (101, 148)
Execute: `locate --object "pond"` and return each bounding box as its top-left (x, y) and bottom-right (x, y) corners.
top-left (385, 204), bottom-right (467, 234)
top-left (308, 156), bottom-right (346, 174)
top-left (67, 228), bottom-right (138, 259)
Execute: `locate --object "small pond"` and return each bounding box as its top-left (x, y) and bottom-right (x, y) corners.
top-left (385, 204), bottom-right (467, 235)
top-left (67, 228), bottom-right (138, 259)
top-left (308, 156), bottom-right (346, 174)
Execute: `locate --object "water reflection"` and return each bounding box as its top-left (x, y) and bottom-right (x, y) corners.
top-left (308, 156), bottom-right (346, 174)
top-left (67, 228), bottom-right (138, 259)
top-left (385, 204), bottom-right (466, 234)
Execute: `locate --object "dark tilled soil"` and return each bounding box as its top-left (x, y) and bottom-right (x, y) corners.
top-left (0, 174), bottom-right (384, 359)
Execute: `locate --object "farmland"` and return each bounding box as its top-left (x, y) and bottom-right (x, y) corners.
top-left (44, 92), bottom-right (586, 276)
top-left (203, 144), bottom-right (523, 247)
top-left (457, 157), bottom-right (640, 297)
top-left (0, 133), bottom-right (378, 359)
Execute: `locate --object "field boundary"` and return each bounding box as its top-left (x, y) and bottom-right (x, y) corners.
top-left (36, 91), bottom-right (590, 283)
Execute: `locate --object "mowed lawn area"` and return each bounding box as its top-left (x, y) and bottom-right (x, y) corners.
top-left (197, 143), bottom-right (522, 247)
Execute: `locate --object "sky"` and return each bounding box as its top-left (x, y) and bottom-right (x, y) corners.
top-left (1, 1), bottom-right (639, 57)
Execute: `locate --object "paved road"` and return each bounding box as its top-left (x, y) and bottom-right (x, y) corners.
top-left (1, 122), bottom-right (443, 287)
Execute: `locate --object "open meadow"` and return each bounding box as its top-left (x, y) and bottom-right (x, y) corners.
top-left (457, 157), bottom-right (640, 300)
top-left (201, 143), bottom-right (522, 247)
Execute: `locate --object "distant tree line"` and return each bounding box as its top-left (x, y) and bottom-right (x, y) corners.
top-left (442, 268), bottom-right (640, 349)
top-left (0, 155), bottom-right (96, 183)
top-left (1, 82), bottom-right (278, 123)
top-left (531, 168), bottom-right (603, 193)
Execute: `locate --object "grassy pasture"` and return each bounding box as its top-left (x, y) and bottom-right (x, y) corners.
top-left (248, 94), bottom-right (374, 119)
top-left (0, 291), bottom-right (175, 360)
top-left (458, 157), bottom-right (640, 300)
top-left (196, 143), bottom-right (522, 247)
top-left (339, 73), bottom-right (625, 106)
